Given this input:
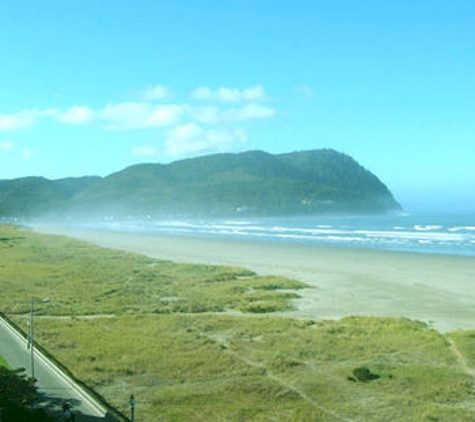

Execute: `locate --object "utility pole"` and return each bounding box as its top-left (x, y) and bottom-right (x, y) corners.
top-left (30, 300), bottom-right (35, 379)
top-left (29, 298), bottom-right (50, 379)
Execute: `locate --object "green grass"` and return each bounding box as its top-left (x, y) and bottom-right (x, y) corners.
top-left (2, 225), bottom-right (475, 421)
top-left (448, 330), bottom-right (475, 367)
top-left (0, 226), bottom-right (305, 317)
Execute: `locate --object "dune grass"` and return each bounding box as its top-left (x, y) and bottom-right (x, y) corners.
top-left (2, 225), bottom-right (475, 421)
top-left (26, 315), bottom-right (475, 421)
top-left (0, 225), bottom-right (304, 317)
top-left (449, 331), bottom-right (475, 366)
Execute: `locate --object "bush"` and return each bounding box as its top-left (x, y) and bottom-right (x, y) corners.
top-left (350, 366), bottom-right (380, 382)
top-left (0, 366), bottom-right (55, 421)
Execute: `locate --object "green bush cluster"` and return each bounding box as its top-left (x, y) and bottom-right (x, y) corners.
top-left (0, 366), bottom-right (55, 421)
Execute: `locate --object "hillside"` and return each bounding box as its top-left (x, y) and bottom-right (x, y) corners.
top-left (0, 149), bottom-right (401, 220)
top-left (0, 176), bottom-right (100, 219)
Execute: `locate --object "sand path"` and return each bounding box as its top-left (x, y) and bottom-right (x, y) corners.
top-left (34, 226), bottom-right (475, 333)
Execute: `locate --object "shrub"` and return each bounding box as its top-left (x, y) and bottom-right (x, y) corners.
top-left (350, 366), bottom-right (380, 382)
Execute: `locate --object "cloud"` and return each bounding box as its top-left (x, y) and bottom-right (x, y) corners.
top-left (0, 101), bottom-right (184, 132)
top-left (0, 141), bottom-right (34, 160)
top-left (99, 102), bottom-right (183, 130)
top-left (0, 108), bottom-right (62, 130)
top-left (190, 104), bottom-right (276, 125)
top-left (165, 123), bottom-right (247, 156)
top-left (142, 85), bottom-right (173, 101)
top-left (21, 148), bottom-right (34, 159)
top-left (0, 141), bottom-right (14, 151)
top-left (0, 84), bottom-right (276, 164)
top-left (0, 109), bottom-right (44, 130)
top-left (57, 106), bottom-right (94, 124)
top-left (223, 104), bottom-right (276, 121)
top-left (191, 85), bottom-right (267, 103)
top-left (132, 145), bottom-right (158, 157)
top-left (54, 101), bottom-right (183, 130)
top-left (188, 106), bottom-right (221, 125)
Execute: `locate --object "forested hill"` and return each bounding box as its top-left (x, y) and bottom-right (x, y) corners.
top-left (0, 149), bottom-right (401, 220)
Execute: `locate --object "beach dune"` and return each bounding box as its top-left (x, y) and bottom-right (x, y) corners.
top-left (34, 226), bottom-right (475, 333)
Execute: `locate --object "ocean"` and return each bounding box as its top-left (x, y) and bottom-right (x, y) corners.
top-left (78, 211), bottom-right (475, 257)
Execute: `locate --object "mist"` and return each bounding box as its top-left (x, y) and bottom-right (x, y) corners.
top-left (394, 186), bottom-right (475, 214)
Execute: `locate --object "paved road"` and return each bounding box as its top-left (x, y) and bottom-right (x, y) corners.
top-left (0, 315), bottom-right (110, 421)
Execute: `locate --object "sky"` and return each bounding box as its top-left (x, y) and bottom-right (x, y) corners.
top-left (0, 0), bottom-right (474, 212)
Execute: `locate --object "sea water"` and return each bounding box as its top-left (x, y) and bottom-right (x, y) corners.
top-left (86, 212), bottom-right (475, 257)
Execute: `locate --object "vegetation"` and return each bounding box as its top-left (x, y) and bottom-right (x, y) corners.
top-left (0, 356), bottom-right (9, 368)
top-left (0, 226), bottom-right (304, 317)
top-left (1, 225), bottom-right (475, 421)
top-left (0, 175), bottom-right (99, 219)
top-left (0, 366), bottom-right (55, 421)
top-left (0, 149), bottom-right (401, 220)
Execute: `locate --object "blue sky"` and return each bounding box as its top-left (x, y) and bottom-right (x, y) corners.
top-left (0, 1), bottom-right (474, 211)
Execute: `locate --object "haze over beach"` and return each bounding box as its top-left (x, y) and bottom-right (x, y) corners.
top-left (1, 1), bottom-right (474, 213)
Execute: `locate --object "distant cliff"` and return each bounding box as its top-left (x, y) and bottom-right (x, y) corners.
top-left (0, 149), bottom-right (401, 220)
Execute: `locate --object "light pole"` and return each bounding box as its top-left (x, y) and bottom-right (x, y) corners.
top-left (28, 298), bottom-right (50, 379)
top-left (130, 394), bottom-right (136, 422)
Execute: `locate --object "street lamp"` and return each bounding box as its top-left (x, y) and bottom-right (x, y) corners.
top-left (28, 298), bottom-right (50, 379)
top-left (129, 394), bottom-right (136, 422)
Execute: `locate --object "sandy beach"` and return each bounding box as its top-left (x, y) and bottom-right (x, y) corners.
top-left (34, 225), bottom-right (475, 333)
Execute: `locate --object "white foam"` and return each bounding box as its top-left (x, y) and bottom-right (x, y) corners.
top-left (414, 225), bottom-right (443, 231)
top-left (448, 226), bottom-right (475, 232)
top-left (90, 213), bottom-right (475, 256)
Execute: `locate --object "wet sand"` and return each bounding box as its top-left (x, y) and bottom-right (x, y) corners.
top-left (34, 225), bottom-right (475, 333)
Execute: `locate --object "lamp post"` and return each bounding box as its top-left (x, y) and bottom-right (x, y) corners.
top-left (129, 394), bottom-right (136, 422)
top-left (28, 298), bottom-right (50, 379)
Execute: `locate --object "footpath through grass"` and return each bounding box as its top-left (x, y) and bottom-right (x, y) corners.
top-left (1, 225), bottom-right (475, 421)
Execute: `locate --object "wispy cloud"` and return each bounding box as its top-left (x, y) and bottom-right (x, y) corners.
top-left (222, 104), bottom-right (276, 122)
top-left (190, 104), bottom-right (276, 125)
top-left (99, 102), bottom-right (183, 130)
top-left (0, 109), bottom-right (49, 130)
top-left (191, 85), bottom-right (267, 103)
top-left (0, 84), bottom-right (274, 130)
top-left (0, 140), bottom-right (36, 162)
top-left (0, 141), bottom-right (14, 151)
top-left (142, 85), bottom-right (173, 101)
top-left (188, 106), bottom-right (222, 125)
top-left (21, 148), bottom-right (34, 159)
top-left (0, 141), bottom-right (34, 161)
top-left (0, 84), bottom-right (275, 159)
top-left (165, 123), bottom-right (247, 156)
top-left (57, 106), bottom-right (94, 124)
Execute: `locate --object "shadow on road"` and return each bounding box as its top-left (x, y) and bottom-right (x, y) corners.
top-left (36, 391), bottom-right (123, 422)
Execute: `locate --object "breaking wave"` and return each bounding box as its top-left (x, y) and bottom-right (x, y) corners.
top-left (76, 212), bottom-right (475, 257)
